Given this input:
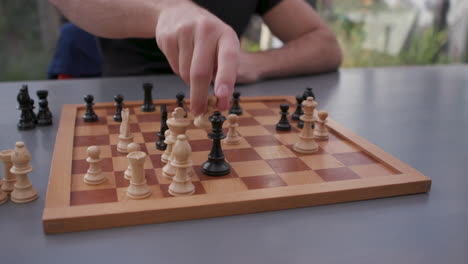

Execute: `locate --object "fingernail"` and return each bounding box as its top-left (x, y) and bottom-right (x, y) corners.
top-left (216, 84), bottom-right (230, 98)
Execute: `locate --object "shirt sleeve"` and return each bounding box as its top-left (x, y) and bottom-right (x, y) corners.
top-left (255, 0), bottom-right (282, 16)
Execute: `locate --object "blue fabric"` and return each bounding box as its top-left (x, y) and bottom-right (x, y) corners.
top-left (48, 23), bottom-right (102, 79)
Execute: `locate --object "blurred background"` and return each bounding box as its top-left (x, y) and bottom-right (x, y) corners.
top-left (0, 0), bottom-right (466, 81)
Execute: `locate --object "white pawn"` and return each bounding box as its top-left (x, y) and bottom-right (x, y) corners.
top-left (124, 143), bottom-right (141, 180)
top-left (224, 114), bottom-right (241, 145)
top-left (0, 149), bottom-right (16, 192)
top-left (161, 129), bottom-right (173, 164)
top-left (293, 97), bottom-right (319, 153)
top-left (194, 96), bottom-right (217, 129)
top-left (10, 142), bottom-right (38, 203)
top-left (314, 111), bottom-right (329, 139)
top-left (127, 151), bottom-right (151, 199)
top-left (169, 135), bottom-right (195, 196)
top-left (163, 108), bottom-right (190, 179)
top-left (117, 108), bottom-right (134, 153)
top-left (84, 146), bottom-right (106, 185)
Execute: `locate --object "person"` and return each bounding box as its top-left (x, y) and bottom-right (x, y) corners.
top-left (49, 0), bottom-right (342, 115)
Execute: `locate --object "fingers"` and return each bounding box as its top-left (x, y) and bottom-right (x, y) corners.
top-left (177, 26), bottom-right (194, 85)
top-left (156, 32), bottom-right (180, 76)
top-left (214, 30), bottom-right (240, 111)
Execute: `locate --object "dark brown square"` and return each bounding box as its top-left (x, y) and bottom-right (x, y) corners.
top-left (142, 132), bottom-right (157, 142)
top-left (108, 123), bottom-right (141, 134)
top-left (263, 125), bottom-right (300, 134)
top-left (190, 139), bottom-right (212, 152)
top-left (193, 165), bottom-right (239, 181)
top-left (145, 169), bottom-right (159, 185)
top-left (266, 158), bottom-right (309, 173)
top-left (136, 114), bottom-right (160, 123)
top-left (244, 135), bottom-right (282, 147)
top-left (246, 108), bottom-right (276, 116)
top-left (150, 154), bottom-right (163, 168)
top-left (72, 157), bottom-right (114, 174)
top-left (74, 135), bottom-right (110, 147)
top-left (159, 181), bottom-right (206, 197)
top-left (70, 189), bottom-right (118, 206)
top-left (114, 171), bottom-right (129, 188)
top-left (75, 117), bottom-right (108, 126)
top-left (223, 148), bottom-right (262, 162)
top-left (110, 143), bottom-right (148, 157)
top-left (333, 152), bottom-right (378, 166)
top-left (315, 167), bottom-right (360, 182)
top-left (241, 174), bottom-right (287, 190)
top-left (237, 117), bottom-right (260, 126)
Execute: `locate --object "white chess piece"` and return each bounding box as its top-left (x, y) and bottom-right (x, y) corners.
top-left (163, 107), bottom-right (190, 179)
top-left (84, 146), bottom-right (106, 185)
top-left (314, 111), bottom-right (329, 139)
top-left (124, 142), bottom-right (141, 180)
top-left (127, 151), bottom-right (151, 199)
top-left (194, 96), bottom-right (217, 129)
top-left (293, 97), bottom-right (319, 153)
top-left (224, 114), bottom-right (241, 145)
top-left (117, 108), bottom-right (134, 153)
top-left (0, 149), bottom-right (16, 193)
top-left (169, 135), bottom-right (195, 196)
top-left (10, 142), bottom-right (38, 203)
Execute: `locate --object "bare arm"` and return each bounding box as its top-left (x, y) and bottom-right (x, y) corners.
top-left (237, 0), bottom-right (342, 83)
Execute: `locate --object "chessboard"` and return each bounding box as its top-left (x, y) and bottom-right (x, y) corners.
top-left (42, 96), bottom-right (431, 234)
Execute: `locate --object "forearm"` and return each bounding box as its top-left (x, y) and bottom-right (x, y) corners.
top-left (49, 0), bottom-right (184, 38)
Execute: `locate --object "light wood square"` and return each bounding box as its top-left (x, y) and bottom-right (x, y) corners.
top-left (231, 160), bottom-right (275, 177)
top-left (71, 172), bottom-right (116, 192)
top-left (186, 129), bottom-right (208, 140)
top-left (154, 167), bottom-right (200, 184)
top-left (116, 185), bottom-right (164, 202)
top-left (139, 122), bottom-right (160, 132)
top-left (237, 126), bottom-right (271, 137)
top-left (191, 151), bottom-right (210, 165)
top-left (73, 145), bottom-right (112, 160)
top-left (241, 102), bottom-right (268, 109)
top-left (109, 133), bottom-right (145, 145)
top-left (75, 125), bottom-right (109, 136)
top-left (318, 140), bottom-right (360, 153)
top-left (221, 137), bottom-right (252, 150)
top-left (112, 156), bottom-right (153, 171)
top-left (145, 143), bottom-right (165, 155)
top-left (274, 133), bottom-right (301, 145)
top-left (253, 116), bottom-right (279, 125)
top-left (278, 170), bottom-right (324, 186)
top-left (254, 145), bottom-right (296, 160)
top-left (201, 178), bottom-right (248, 194)
top-left (300, 154), bottom-right (345, 170)
top-left (350, 163), bottom-right (397, 178)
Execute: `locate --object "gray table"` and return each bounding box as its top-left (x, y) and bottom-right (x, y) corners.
top-left (0, 65), bottom-right (467, 264)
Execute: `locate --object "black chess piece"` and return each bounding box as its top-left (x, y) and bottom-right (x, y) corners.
top-left (113, 94), bottom-right (124, 122)
top-left (83, 94), bottom-right (98, 122)
top-left (175, 91), bottom-right (187, 117)
top-left (276, 104), bottom-right (291, 131)
top-left (201, 111), bottom-right (230, 176)
top-left (17, 84), bottom-right (35, 130)
top-left (229, 91), bottom-right (242, 115)
top-left (302, 87), bottom-right (315, 101)
top-left (36, 90), bottom-right (52, 126)
top-left (297, 118), bottom-right (315, 129)
top-left (141, 83), bottom-right (155, 112)
top-left (156, 104), bottom-right (169, 150)
top-left (291, 95), bottom-right (304, 121)
top-left (30, 98), bottom-right (37, 124)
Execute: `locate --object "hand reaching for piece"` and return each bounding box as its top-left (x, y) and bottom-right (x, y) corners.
top-left (155, 2), bottom-right (240, 115)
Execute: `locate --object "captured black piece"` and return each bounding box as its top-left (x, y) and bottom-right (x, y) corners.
top-left (36, 90), bottom-right (52, 126)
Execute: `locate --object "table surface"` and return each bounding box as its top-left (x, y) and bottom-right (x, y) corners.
top-left (0, 65), bottom-right (467, 264)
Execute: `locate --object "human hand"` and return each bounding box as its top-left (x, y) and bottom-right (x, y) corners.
top-left (155, 2), bottom-right (240, 115)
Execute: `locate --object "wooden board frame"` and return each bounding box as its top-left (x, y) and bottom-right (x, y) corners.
top-left (42, 96), bottom-right (431, 234)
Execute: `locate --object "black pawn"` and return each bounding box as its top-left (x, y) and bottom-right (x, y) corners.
top-left (141, 83), bottom-right (155, 112)
top-left (276, 104), bottom-right (291, 131)
top-left (201, 111), bottom-right (230, 176)
top-left (156, 104), bottom-right (168, 150)
top-left (17, 85), bottom-right (35, 130)
top-left (30, 98), bottom-right (37, 124)
top-left (229, 91), bottom-right (243, 115)
top-left (302, 87), bottom-right (315, 101)
top-left (291, 95), bottom-right (304, 121)
top-left (175, 92), bottom-right (187, 117)
top-left (36, 90), bottom-right (52, 126)
top-left (113, 94), bottom-right (124, 122)
top-left (83, 94), bottom-right (98, 122)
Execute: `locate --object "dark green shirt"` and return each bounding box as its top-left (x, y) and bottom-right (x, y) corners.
top-left (98, 0), bottom-right (281, 76)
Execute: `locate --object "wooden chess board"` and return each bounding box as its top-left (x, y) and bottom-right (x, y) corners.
top-left (42, 96), bottom-right (431, 234)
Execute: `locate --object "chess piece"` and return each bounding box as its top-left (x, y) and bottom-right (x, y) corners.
top-left (163, 108), bottom-right (190, 179)
top-left (302, 87), bottom-right (315, 101)
top-left (113, 94), bottom-right (124, 122)
top-left (83, 94), bottom-right (98, 122)
top-left (156, 104), bottom-right (169, 150)
top-left (176, 92), bottom-right (187, 117)
top-left (124, 143), bottom-right (141, 180)
top-left (292, 95), bottom-right (304, 121)
top-left (194, 96), bottom-right (217, 129)
top-left (161, 129), bottom-right (172, 164)
top-left (0, 187), bottom-right (6, 205)
top-left (127, 151), bottom-right (151, 199)
top-left (202, 111), bottom-right (230, 176)
top-left (314, 110), bottom-right (329, 139)
top-left (293, 97), bottom-right (319, 153)
top-left (229, 91), bottom-right (242, 115)
top-left (30, 98), bottom-right (38, 124)
top-left (224, 114), bottom-right (241, 145)
top-left (117, 108), bottom-right (134, 153)
top-left (10, 142), bottom-right (38, 203)
top-left (17, 84), bottom-right (36, 130)
top-left (83, 146), bottom-right (106, 185)
top-left (0, 149), bottom-right (15, 192)
top-left (276, 104), bottom-right (292, 131)
top-left (141, 83), bottom-right (155, 112)
top-left (168, 135), bottom-right (195, 196)
top-left (36, 90), bottom-right (52, 126)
